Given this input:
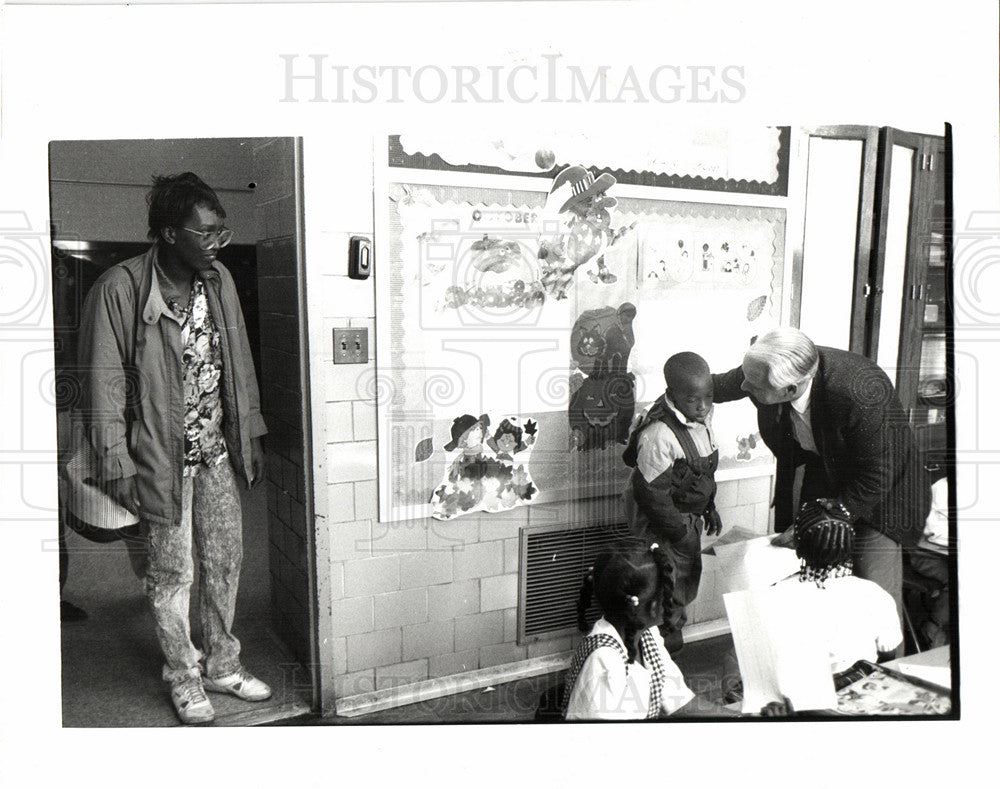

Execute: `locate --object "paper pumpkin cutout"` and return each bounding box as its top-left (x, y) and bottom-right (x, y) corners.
top-left (568, 303), bottom-right (637, 451)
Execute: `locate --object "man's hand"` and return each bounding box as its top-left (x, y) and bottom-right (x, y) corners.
top-left (249, 437), bottom-right (266, 489)
top-left (770, 528), bottom-right (796, 548)
top-left (704, 508), bottom-right (724, 536)
top-left (103, 476), bottom-right (141, 514)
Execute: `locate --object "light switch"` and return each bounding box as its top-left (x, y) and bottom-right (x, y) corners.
top-left (333, 327), bottom-right (368, 364)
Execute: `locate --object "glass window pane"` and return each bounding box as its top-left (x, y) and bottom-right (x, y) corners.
top-left (799, 138), bottom-right (862, 349)
top-left (876, 145), bottom-right (915, 377)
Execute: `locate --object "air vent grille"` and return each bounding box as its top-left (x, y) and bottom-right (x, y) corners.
top-left (519, 522), bottom-right (629, 643)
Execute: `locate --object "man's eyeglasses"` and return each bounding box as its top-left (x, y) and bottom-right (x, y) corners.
top-left (179, 226), bottom-right (234, 249)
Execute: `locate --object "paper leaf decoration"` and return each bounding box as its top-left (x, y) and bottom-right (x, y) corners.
top-left (415, 437), bottom-right (434, 463)
top-left (747, 295), bottom-right (767, 322)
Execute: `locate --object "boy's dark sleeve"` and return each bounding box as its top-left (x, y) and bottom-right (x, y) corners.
top-left (711, 366), bottom-right (749, 404)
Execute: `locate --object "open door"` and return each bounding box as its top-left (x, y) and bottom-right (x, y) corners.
top-left (50, 137), bottom-right (316, 726)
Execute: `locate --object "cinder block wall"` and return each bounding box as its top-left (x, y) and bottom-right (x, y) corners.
top-left (302, 138), bottom-right (776, 705)
top-left (687, 475), bottom-right (774, 623)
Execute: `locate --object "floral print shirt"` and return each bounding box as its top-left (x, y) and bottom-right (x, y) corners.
top-left (172, 278), bottom-right (228, 476)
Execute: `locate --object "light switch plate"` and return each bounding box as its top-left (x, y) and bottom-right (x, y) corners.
top-left (333, 327), bottom-right (368, 364)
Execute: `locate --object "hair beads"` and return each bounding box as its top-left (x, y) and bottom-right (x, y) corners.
top-left (794, 498), bottom-right (855, 587)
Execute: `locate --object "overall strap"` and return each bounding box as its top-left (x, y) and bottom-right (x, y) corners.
top-left (624, 395), bottom-right (702, 468)
top-left (561, 633), bottom-right (628, 716)
top-left (656, 405), bottom-right (702, 463)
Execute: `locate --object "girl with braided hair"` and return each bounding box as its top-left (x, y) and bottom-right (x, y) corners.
top-left (775, 499), bottom-right (903, 673)
top-left (562, 542), bottom-right (692, 719)
top-left (562, 541), bottom-right (762, 719)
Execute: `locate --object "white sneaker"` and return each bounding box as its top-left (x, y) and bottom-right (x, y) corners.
top-left (203, 667), bottom-right (272, 701)
top-left (170, 676), bottom-right (215, 724)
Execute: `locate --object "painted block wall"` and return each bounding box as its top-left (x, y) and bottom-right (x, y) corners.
top-left (49, 139), bottom-right (258, 243)
top-left (302, 137), bottom-right (776, 705)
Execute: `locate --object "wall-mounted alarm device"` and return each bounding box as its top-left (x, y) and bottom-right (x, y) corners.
top-left (349, 236), bottom-right (372, 280)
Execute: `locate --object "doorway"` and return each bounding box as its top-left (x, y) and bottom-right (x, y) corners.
top-left (50, 138), bottom-right (315, 726)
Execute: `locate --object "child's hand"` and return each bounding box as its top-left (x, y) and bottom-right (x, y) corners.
top-left (759, 697), bottom-right (794, 717)
top-left (704, 508), bottom-right (723, 536)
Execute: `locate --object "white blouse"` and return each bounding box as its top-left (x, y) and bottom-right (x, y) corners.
top-left (774, 575), bottom-right (903, 673)
top-left (564, 618), bottom-right (695, 720)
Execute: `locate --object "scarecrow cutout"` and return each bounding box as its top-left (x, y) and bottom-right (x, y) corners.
top-left (538, 165), bottom-right (635, 301)
top-left (430, 413), bottom-right (538, 520)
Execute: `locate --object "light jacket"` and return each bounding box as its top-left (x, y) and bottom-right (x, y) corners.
top-left (78, 244), bottom-right (267, 527)
top-left (622, 395), bottom-right (719, 543)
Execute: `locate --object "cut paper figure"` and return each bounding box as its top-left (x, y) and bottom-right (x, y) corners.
top-left (537, 165), bottom-right (634, 300)
top-left (482, 416), bottom-right (538, 513)
top-left (439, 233), bottom-right (545, 313)
top-left (470, 234), bottom-right (524, 274)
top-left (443, 413), bottom-right (489, 453)
top-left (736, 432), bottom-right (761, 461)
top-left (641, 229), bottom-right (694, 285)
top-left (441, 279), bottom-right (546, 311)
top-left (430, 413), bottom-right (538, 520)
top-left (567, 303), bottom-right (637, 451)
top-left (486, 417), bottom-right (534, 460)
top-left (431, 413), bottom-right (491, 520)
top-left (707, 240), bottom-right (758, 284)
top-left (701, 242), bottom-right (714, 272)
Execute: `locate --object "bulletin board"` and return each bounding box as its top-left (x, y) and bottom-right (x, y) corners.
top-left (375, 145), bottom-right (788, 523)
top-left (389, 128), bottom-right (791, 196)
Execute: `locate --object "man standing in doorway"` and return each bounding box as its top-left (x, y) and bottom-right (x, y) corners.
top-left (79, 172), bottom-right (271, 724)
top-left (712, 327), bottom-right (931, 621)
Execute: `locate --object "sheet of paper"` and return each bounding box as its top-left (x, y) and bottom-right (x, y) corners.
top-left (887, 647), bottom-right (952, 690)
top-left (714, 535), bottom-right (801, 593)
top-left (723, 586), bottom-right (838, 713)
top-left (893, 663), bottom-right (951, 690)
top-left (702, 526), bottom-right (757, 554)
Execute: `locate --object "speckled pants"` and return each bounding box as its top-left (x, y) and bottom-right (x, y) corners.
top-left (145, 460), bottom-right (244, 683)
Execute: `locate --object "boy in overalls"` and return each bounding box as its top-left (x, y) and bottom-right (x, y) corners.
top-left (623, 352), bottom-right (722, 653)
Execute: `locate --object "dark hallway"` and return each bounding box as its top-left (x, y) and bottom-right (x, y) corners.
top-left (59, 482), bottom-right (310, 726)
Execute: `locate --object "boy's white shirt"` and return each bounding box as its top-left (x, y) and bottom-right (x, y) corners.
top-left (635, 399), bottom-right (717, 484)
top-left (564, 617), bottom-right (695, 720)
